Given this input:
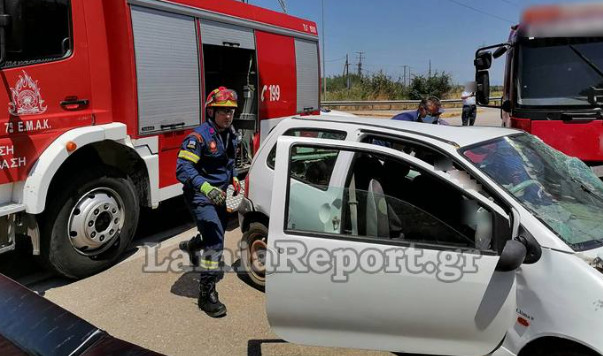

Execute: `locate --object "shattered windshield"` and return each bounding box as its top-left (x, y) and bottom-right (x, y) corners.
top-left (463, 134), bottom-right (603, 251)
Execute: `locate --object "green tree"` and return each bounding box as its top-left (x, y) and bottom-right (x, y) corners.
top-left (408, 72), bottom-right (453, 100)
top-left (324, 70), bottom-right (454, 101)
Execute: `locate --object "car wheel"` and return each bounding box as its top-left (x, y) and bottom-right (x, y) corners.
top-left (40, 167), bottom-right (139, 279)
top-left (544, 350), bottom-right (595, 356)
top-left (524, 342), bottom-right (598, 356)
top-left (241, 222), bottom-right (268, 288)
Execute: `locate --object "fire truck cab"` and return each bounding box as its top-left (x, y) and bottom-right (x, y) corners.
top-left (474, 3), bottom-right (603, 174)
top-left (0, 0), bottom-right (320, 278)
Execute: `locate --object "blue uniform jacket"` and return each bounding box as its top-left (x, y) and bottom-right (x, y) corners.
top-left (176, 119), bottom-right (238, 205)
top-left (391, 110), bottom-right (420, 122)
top-left (391, 110), bottom-right (448, 125)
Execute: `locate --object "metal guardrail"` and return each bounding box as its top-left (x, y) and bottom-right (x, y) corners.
top-left (322, 98), bottom-right (502, 111)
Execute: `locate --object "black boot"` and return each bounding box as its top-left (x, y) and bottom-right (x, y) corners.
top-left (198, 280), bottom-right (227, 318)
top-left (179, 234), bottom-right (202, 266)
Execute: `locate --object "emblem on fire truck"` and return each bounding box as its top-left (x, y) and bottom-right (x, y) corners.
top-left (9, 71), bottom-right (48, 116)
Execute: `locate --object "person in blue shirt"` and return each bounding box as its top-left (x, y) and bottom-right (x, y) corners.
top-left (176, 87), bottom-right (241, 318)
top-left (392, 96), bottom-right (447, 124)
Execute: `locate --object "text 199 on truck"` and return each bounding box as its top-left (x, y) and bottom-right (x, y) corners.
top-left (474, 3), bottom-right (603, 175)
top-left (0, 0), bottom-right (320, 278)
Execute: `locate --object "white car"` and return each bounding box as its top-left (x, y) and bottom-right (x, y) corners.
top-left (238, 114), bottom-right (603, 356)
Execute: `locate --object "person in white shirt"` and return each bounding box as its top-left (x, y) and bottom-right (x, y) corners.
top-left (461, 81), bottom-right (477, 126)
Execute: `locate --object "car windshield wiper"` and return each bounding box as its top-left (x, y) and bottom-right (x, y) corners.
top-left (569, 44), bottom-right (603, 80)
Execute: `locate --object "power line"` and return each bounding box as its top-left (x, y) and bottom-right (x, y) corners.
top-left (445, 0), bottom-right (515, 24)
top-left (277, 0), bottom-right (287, 13)
top-left (325, 56), bottom-right (346, 63)
top-left (500, 0), bottom-right (518, 6)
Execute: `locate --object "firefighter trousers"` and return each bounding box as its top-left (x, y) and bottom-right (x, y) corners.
top-left (185, 199), bottom-right (228, 284)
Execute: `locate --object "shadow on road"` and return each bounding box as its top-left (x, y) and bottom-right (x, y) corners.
top-left (169, 259), bottom-right (264, 300)
top-left (2, 195), bottom-right (242, 294)
top-left (170, 271), bottom-right (199, 298)
top-left (134, 196), bottom-right (195, 244)
top-left (247, 339), bottom-right (287, 356)
top-left (0, 197), bottom-right (222, 285)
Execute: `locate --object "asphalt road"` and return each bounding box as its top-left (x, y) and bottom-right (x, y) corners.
top-left (1, 198), bottom-right (390, 356)
top-left (0, 107), bottom-right (504, 356)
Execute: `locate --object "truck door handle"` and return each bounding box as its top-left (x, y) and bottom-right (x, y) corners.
top-left (60, 97), bottom-right (89, 110)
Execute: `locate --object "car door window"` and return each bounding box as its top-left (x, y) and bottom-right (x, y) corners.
top-left (289, 145), bottom-right (339, 189)
top-left (364, 134), bottom-right (509, 209)
top-left (286, 146), bottom-right (498, 251)
top-left (267, 129), bottom-right (346, 169)
top-left (286, 145), bottom-right (342, 233)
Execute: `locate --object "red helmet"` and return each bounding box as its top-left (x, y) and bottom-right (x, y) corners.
top-left (206, 87), bottom-right (238, 108)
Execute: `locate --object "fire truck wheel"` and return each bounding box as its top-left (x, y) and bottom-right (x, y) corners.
top-left (41, 167), bottom-right (139, 279)
top-left (241, 222), bottom-right (268, 289)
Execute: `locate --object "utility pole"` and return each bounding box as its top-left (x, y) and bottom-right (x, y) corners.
top-left (321, 0), bottom-right (326, 100)
top-left (345, 54), bottom-right (351, 90)
top-left (408, 67), bottom-right (412, 86)
top-left (356, 51), bottom-right (364, 77)
top-left (428, 60), bottom-right (432, 78)
top-left (402, 65), bottom-right (408, 87)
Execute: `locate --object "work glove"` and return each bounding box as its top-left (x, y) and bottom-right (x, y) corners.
top-left (201, 182), bottom-right (226, 206)
top-left (232, 177), bottom-right (241, 197)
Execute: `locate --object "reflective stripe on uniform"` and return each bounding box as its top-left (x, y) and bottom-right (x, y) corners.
top-left (200, 259), bottom-right (219, 270)
top-left (178, 150), bottom-right (200, 163)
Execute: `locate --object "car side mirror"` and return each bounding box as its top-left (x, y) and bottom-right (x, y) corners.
top-left (495, 240), bottom-right (527, 272)
top-left (476, 71), bottom-right (490, 106)
top-left (474, 51), bottom-right (492, 71)
top-left (517, 234), bottom-right (542, 264)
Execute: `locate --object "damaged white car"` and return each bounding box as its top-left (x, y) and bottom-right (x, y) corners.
top-left (238, 115), bottom-right (603, 356)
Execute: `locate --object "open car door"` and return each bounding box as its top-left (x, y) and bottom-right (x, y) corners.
top-left (266, 136), bottom-right (518, 356)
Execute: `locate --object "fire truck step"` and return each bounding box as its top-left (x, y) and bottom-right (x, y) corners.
top-left (0, 203), bottom-right (26, 217)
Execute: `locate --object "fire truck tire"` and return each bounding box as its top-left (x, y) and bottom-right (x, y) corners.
top-left (241, 222), bottom-right (268, 289)
top-left (40, 167), bottom-right (139, 279)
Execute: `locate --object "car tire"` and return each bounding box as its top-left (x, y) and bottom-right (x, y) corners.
top-left (524, 342), bottom-right (598, 356)
top-left (241, 222), bottom-right (268, 288)
top-left (544, 350), bottom-right (595, 356)
top-left (40, 167), bottom-right (139, 279)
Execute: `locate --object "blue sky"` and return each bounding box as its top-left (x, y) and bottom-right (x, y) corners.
top-left (248, 0), bottom-right (587, 85)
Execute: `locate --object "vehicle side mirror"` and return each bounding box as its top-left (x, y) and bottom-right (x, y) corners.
top-left (476, 71), bottom-right (490, 106)
top-left (517, 234), bottom-right (542, 264)
top-left (492, 46), bottom-right (508, 59)
top-left (501, 100), bottom-right (512, 113)
top-left (495, 240), bottom-right (527, 272)
top-left (474, 51), bottom-right (492, 71)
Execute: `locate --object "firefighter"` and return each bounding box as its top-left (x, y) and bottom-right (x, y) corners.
top-left (176, 86), bottom-right (241, 318)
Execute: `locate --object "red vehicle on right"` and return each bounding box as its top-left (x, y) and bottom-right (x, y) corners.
top-left (475, 3), bottom-right (603, 175)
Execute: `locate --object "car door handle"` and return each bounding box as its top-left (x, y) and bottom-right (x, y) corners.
top-left (60, 97), bottom-right (89, 110)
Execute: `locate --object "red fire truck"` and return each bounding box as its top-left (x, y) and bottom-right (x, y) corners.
top-left (0, 0), bottom-right (320, 278)
top-left (474, 4), bottom-right (603, 173)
